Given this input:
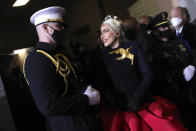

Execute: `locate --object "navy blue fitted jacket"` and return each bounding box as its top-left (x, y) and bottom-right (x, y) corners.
top-left (87, 42), bottom-right (153, 110)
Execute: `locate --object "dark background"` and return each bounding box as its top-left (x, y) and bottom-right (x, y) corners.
top-left (0, 0), bottom-right (136, 54)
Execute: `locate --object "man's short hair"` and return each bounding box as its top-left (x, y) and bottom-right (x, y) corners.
top-left (179, 7), bottom-right (190, 23)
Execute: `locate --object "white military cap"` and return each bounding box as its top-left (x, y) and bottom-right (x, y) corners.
top-left (30, 6), bottom-right (66, 26)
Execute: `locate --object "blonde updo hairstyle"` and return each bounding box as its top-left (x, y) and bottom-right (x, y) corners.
top-left (101, 15), bottom-right (128, 43)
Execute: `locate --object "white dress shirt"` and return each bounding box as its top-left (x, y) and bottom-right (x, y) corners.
top-left (176, 26), bottom-right (183, 36)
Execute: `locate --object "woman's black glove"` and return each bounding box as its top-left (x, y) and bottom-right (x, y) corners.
top-left (104, 92), bottom-right (128, 110)
top-left (104, 93), bottom-right (117, 108)
top-left (127, 94), bottom-right (143, 112)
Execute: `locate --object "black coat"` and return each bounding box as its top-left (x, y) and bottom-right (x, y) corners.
top-left (150, 36), bottom-right (194, 103)
top-left (87, 42), bottom-right (153, 111)
top-left (177, 23), bottom-right (196, 103)
top-left (24, 42), bottom-right (101, 131)
top-left (180, 23), bottom-right (196, 49)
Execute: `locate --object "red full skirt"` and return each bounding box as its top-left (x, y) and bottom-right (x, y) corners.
top-left (100, 96), bottom-right (187, 131)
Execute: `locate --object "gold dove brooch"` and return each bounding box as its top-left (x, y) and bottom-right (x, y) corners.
top-left (109, 47), bottom-right (134, 65)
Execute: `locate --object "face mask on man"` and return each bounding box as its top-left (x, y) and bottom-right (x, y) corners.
top-left (170, 17), bottom-right (182, 28)
top-left (47, 25), bottom-right (66, 44)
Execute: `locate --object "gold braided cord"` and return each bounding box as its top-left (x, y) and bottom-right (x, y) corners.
top-left (37, 50), bottom-right (57, 66)
top-left (54, 54), bottom-right (77, 78)
top-left (23, 55), bottom-right (30, 86)
top-left (36, 49), bottom-right (77, 96)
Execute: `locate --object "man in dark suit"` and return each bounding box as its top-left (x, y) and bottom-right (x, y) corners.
top-left (23, 6), bottom-right (101, 131)
top-left (170, 6), bottom-right (196, 105)
top-left (122, 17), bottom-right (153, 62)
top-left (170, 6), bottom-right (196, 49)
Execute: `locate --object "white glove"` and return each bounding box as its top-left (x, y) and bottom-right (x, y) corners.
top-left (83, 85), bottom-right (100, 106)
top-left (183, 65), bottom-right (195, 82)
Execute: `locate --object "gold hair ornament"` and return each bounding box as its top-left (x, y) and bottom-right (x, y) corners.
top-left (105, 15), bottom-right (122, 27)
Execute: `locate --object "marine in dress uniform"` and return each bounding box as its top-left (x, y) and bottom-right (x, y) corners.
top-left (86, 15), bottom-right (187, 131)
top-left (23, 6), bottom-right (101, 131)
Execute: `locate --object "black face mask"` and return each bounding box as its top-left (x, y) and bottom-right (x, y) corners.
top-left (159, 29), bottom-right (173, 40)
top-left (47, 25), bottom-right (66, 44)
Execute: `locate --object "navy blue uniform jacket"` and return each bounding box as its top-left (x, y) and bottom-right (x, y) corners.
top-left (87, 42), bottom-right (153, 110)
top-left (24, 42), bottom-right (101, 131)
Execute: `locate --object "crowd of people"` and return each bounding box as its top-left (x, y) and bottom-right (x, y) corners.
top-left (122, 8), bottom-right (196, 131)
top-left (1, 5), bottom-right (196, 131)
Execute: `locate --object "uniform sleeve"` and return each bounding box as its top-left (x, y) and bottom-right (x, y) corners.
top-left (135, 43), bottom-right (153, 95)
top-left (24, 52), bottom-right (89, 116)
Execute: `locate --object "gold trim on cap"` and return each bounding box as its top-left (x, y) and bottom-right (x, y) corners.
top-left (154, 21), bottom-right (169, 28)
top-left (47, 19), bottom-right (64, 23)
